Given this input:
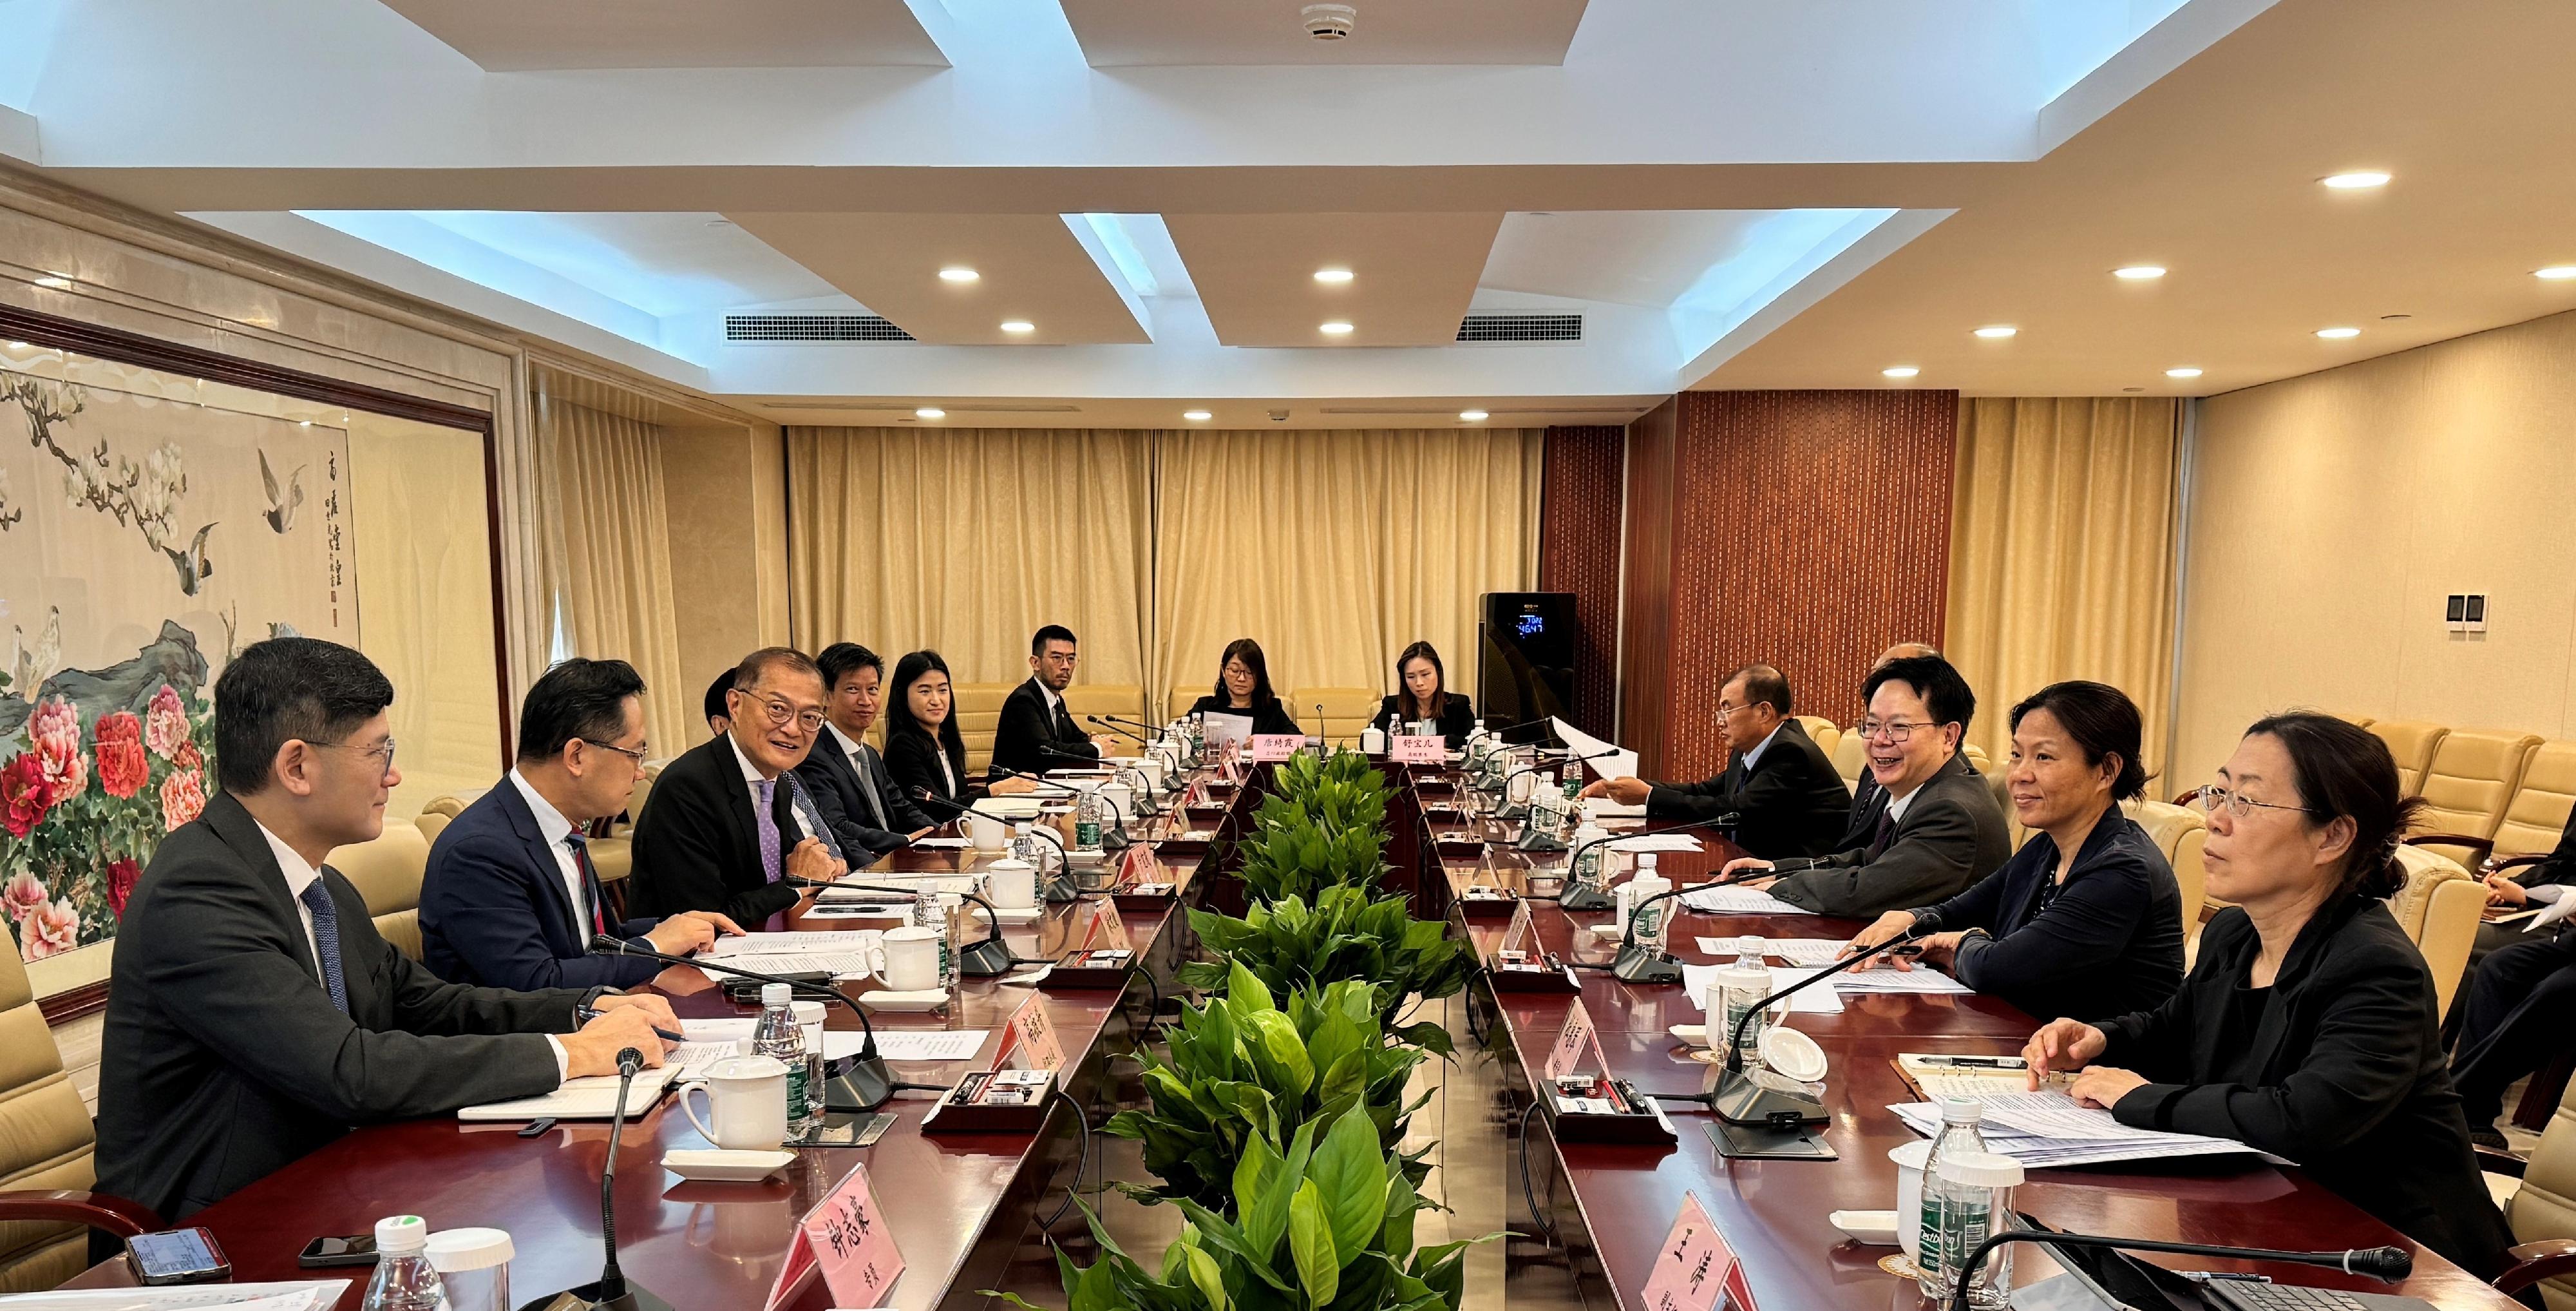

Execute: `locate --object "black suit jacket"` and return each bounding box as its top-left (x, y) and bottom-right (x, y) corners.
top-left (990, 678), bottom-right (1100, 780)
top-left (1766, 752), bottom-right (2011, 917)
top-left (627, 733), bottom-right (826, 925)
top-left (1920, 811), bottom-right (2183, 1022)
top-left (419, 778), bottom-right (664, 990)
top-left (1643, 719), bottom-right (1849, 860)
top-left (2101, 896), bottom-right (2515, 1277)
top-left (797, 724), bottom-right (935, 860)
top-left (884, 725), bottom-right (972, 809)
top-left (97, 792), bottom-right (582, 1220)
top-left (1842, 767), bottom-right (1887, 848)
top-left (1376, 693), bottom-right (1475, 749)
top-left (1187, 694), bottom-right (1301, 738)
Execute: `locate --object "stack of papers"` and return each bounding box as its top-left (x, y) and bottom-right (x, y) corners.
top-left (708, 929), bottom-right (884, 977)
top-left (1580, 798), bottom-right (1647, 821)
top-left (1890, 1090), bottom-right (2258, 1168)
top-left (1680, 885), bottom-right (1815, 916)
top-left (679, 1019), bottom-right (992, 1064)
top-left (460, 1066), bottom-right (679, 1120)
top-left (1835, 965), bottom-right (1975, 995)
top-left (1553, 717), bottom-right (1639, 781)
top-left (0, 1283), bottom-right (354, 1310)
top-left (1608, 834), bottom-right (1704, 853)
top-left (1694, 937), bottom-right (1844, 965)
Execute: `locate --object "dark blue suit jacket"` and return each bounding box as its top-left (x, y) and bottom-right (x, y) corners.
top-left (420, 778), bottom-right (665, 990)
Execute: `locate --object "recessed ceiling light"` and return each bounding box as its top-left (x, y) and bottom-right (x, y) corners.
top-left (2122, 387), bottom-right (2145, 394)
top-left (1320, 321), bottom-right (1354, 335)
top-left (1183, 410), bottom-right (1213, 421)
top-left (1882, 366), bottom-right (1920, 379)
top-left (2320, 171), bottom-right (2391, 190)
top-left (4, 341), bottom-right (23, 350)
top-left (916, 407), bottom-right (946, 419)
top-left (1973, 325), bottom-right (2018, 339)
top-left (2315, 327), bottom-right (2361, 340)
top-left (1312, 269), bottom-right (1354, 284)
top-left (2537, 266), bottom-right (2576, 281)
top-left (33, 276), bottom-right (69, 289)
top-left (2113, 266), bottom-right (2167, 281)
top-left (2165, 367), bottom-right (2204, 378)
top-left (999, 320), bottom-right (1034, 334)
top-left (937, 267), bottom-right (979, 283)
top-left (1459, 409), bottom-right (1488, 422)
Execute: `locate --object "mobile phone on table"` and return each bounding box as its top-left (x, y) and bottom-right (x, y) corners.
top-left (298, 1233), bottom-right (381, 1268)
top-left (126, 1227), bottom-right (232, 1283)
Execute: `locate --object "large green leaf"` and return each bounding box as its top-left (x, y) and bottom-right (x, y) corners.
top-left (1287, 1180), bottom-right (1340, 1308)
top-left (1178, 1241), bottom-right (1231, 1311)
top-left (1308, 1107), bottom-right (1388, 1262)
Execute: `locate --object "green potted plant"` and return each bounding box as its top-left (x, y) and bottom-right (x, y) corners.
top-left (1106, 959), bottom-right (1434, 1212)
top-left (1181, 886), bottom-right (1472, 1038)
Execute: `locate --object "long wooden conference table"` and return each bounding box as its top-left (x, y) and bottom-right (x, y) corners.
top-left (1412, 766), bottom-right (2521, 1311)
top-left (65, 778), bottom-right (1249, 1311)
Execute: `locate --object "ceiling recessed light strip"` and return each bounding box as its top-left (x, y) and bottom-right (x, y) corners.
top-left (937, 267), bottom-right (979, 283)
top-left (1882, 367), bottom-right (1920, 379)
top-left (2315, 327), bottom-right (2361, 340)
top-left (1183, 410), bottom-right (1212, 422)
top-left (2166, 368), bottom-right (2203, 379)
top-left (999, 320), bottom-right (1034, 334)
top-left (2537, 266), bottom-right (2576, 281)
top-left (2320, 171), bottom-right (2392, 190)
top-left (1459, 409), bottom-right (1488, 422)
top-left (1312, 269), bottom-right (1354, 284)
top-left (1320, 321), bottom-right (1354, 336)
top-left (2113, 266), bottom-right (2166, 281)
top-left (916, 407), bottom-right (945, 419)
top-left (1973, 325), bottom-right (2018, 339)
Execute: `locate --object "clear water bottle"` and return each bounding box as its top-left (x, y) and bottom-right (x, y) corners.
top-left (1932, 1151), bottom-right (2022, 1309)
top-left (1075, 790), bottom-right (1108, 850)
top-left (1011, 820), bottom-right (1042, 866)
top-left (1569, 821), bottom-right (1607, 892)
top-left (753, 983), bottom-right (816, 1137)
top-left (938, 894), bottom-right (964, 991)
top-left (1732, 933), bottom-right (1767, 971)
top-left (1627, 854), bottom-right (1671, 949)
top-left (1915, 1098), bottom-right (1991, 1301)
top-left (360, 1215), bottom-right (446, 1311)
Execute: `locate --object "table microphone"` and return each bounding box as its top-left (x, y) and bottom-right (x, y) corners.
top-left (1498, 747), bottom-right (1620, 820)
top-left (1555, 813), bottom-right (1740, 910)
top-left (585, 937), bottom-right (896, 1111)
top-left (1946, 1227), bottom-right (2409, 1311)
top-left (521, 1046), bottom-right (669, 1311)
top-left (1085, 714), bottom-right (1151, 744)
top-left (991, 761), bottom-right (1135, 854)
top-left (1608, 863), bottom-right (1769, 983)
top-left (898, 792), bottom-right (1090, 972)
top-left (918, 787), bottom-right (1082, 900)
top-left (1039, 744), bottom-right (1164, 819)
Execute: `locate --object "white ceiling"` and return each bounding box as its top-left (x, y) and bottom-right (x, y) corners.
top-left (1479, 211), bottom-right (1799, 309)
top-left (726, 213), bottom-right (1152, 345)
top-left (1059, 0), bottom-right (1593, 66)
top-left (375, 0), bottom-right (949, 70)
top-left (1164, 213), bottom-right (1505, 347)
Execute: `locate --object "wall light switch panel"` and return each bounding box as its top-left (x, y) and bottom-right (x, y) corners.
top-left (2465, 593), bottom-right (2487, 633)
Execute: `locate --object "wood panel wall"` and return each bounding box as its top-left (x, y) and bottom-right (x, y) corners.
top-left (1618, 390), bottom-right (1958, 780)
top-left (1537, 425), bottom-right (1626, 738)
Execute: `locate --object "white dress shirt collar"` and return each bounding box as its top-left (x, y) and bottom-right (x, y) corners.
top-left (823, 719), bottom-right (866, 762)
top-left (1036, 678), bottom-right (1063, 718)
top-left (728, 732), bottom-right (771, 784)
top-left (1738, 723), bottom-right (1785, 773)
top-left (1885, 776), bottom-right (1927, 825)
top-left (252, 818), bottom-right (327, 979)
top-left (507, 769), bottom-right (578, 847)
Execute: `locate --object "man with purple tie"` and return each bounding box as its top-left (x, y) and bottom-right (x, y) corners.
top-left (627, 647), bottom-right (850, 929)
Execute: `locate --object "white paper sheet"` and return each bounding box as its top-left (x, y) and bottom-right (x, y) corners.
top-left (713, 952), bottom-right (880, 977)
top-left (1680, 964), bottom-right (1844, 1013)
top-left (1888, 1093), bottom-right (2266, 1169)
top-left (1680, 885), bottom-right (1815, 916)
top-left (1551, 716), bottom-right (1638, 782)
top-left (1579, 798), bottom-right (1647, 821)
top-left (679, 1019), bottom-right (983, 1064)
top-left (0, 1283), bottom-right (352, 1311)
top-left (1201, 711), bottom-right (1255, 749)
top-left (1693, 936), bottom-right (1844, 965)
top-left (710, 931), bottom-right (882, 957)
top-left (908, 836), bottom-right (973, 849)
top-left (1833, 963), bottom-right (1976, 995)
top-left (1607, 834), bottom-right (1704, 853)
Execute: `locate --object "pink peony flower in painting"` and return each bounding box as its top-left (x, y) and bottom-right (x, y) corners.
top-left (94, 711), bottom-right (148, 799)
top-left (3, 869), bottom-right (44, 921)
top-left (158, 766), bottom-right (207, 831)
top-left (22, 897), bottom-right (79, 959)
top-left (145, 685), bottom-right (189, 760)
top-left (29, 696), bottom-right (86, 804)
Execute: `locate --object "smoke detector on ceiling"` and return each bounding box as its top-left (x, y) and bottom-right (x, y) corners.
top-left (1302, 5), bottom-right (1356, 40)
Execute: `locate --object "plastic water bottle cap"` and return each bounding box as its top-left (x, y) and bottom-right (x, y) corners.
top-left (1936, 1151), bottom-right (2023, 1188)
top-left (424, 1227), bottom-right (515, 1273)
top-left (1940, 1096), bottom-right (1985, 1124)
top-left (1638, 852), bottom-right (1657, 870)
top-left (374, 1214), bottom-right (430, 1254)
top-left (760, 982), bottom-right (791, 1007)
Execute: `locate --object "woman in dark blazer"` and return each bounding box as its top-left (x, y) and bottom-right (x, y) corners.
top-left (2023, 713), bottom-right (2515, 1279)
top-left (1186, 637), bottom-right (1301, 737)
top-left (1377, 640), bottom-right (1475, 748)
top-left (883, 649), bottom-right (974, 807)
top-left (1845, 681), bottom-right (2181, 1022)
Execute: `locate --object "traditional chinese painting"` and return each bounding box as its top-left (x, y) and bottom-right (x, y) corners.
top-left (0, 363), bottom-right (355, 962)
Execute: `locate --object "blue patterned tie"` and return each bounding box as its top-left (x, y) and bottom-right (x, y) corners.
top-left (755, 778), bottom-right (784, 932)
top-left (299, 879), bottom-right (348, 1013)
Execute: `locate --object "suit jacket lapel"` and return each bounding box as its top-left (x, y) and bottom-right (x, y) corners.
top-left (202, 791), bottom-right (328, 991)
top-left (495, 780), bottom-right (583, 941)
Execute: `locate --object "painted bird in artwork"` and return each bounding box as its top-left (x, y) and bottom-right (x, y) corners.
top-left (260, 449), bottom-right (305, 533)
top-left (161, 522), bottom-right (216, 596)
top-left (12, 604), bottom-right (60, 697)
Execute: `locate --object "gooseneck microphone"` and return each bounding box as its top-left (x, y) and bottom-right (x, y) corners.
top-left (524, 1045), bottom-right (671, 1310)
top-left (1086, 714), bottom-right (1150, 744)
top-left (1946, 1229), bottom-right (2409, 1311)
top-left (1553, 812), bottom-right (1739, 910)
top-left (586, 937), bottom-right (896, 1112)
top-left (1605, 864), bottom-right (1770, 984)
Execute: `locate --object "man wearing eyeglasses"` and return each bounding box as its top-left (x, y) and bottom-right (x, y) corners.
top-left (1723, 652), bottom-right (2010, 917)
top-left (98, 638), bottom-right (680, 1223)
top-left (628, 647), bottom-right (851, 931)
top-left (421, 658), bottom-right (743, 991)
top-left (1575, 663), bottom-right (1848, 859)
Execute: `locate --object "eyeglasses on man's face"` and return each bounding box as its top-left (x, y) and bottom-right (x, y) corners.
top-left (1853, 718), bottom-right (1938, 743)
top-left (735, 688), bottom-right (826, 732)
top-left (580, 738), bottom-right (650, 768)
top-left (314, 736), bottom-right (397, 780)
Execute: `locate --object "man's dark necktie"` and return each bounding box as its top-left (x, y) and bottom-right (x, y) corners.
top-left (564, 832), bottom-right (606, 936)
top-left (857, 747), bottom-right (891, 828)
top-left (299, 879), bottom-right (348, 1013)
top-left (1868, 809), bottom-right (1898, 859)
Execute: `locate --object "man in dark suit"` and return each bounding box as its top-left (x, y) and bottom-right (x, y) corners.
top-left (1839, 641), bottom-right (1945, 847)
top-left (421, 658), bottom-right (741, 991)
top-left (1728, 653), bottom-right (2011, 917)
top-left (2447, 806), bottom-right (2576, 1146)
top-left (95, 638), bottom-right (676, 1222)
top-left (989, 624), bottom-right (1108, 781)
top-left (628, 647), bottom-right (849, 930)
top-left (797, 642), bottom-right (942, 862)
top-left (1577, 664), bottom-right (1847, 859)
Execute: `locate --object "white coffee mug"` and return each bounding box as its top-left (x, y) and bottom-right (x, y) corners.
top-left (1098, 783), bottom-right (1133, 822)
top-left (679, 1055), bottom-right (790, 1151)
top-left (874, 925), bottom-right (941, 991)
top-left (967, 812), bottom-right (1008, 852)
top-left (987, 857), bottom-right (1038, 910)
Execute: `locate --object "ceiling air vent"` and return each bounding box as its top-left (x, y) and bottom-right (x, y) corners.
top-left (725, 313), bottom-right (914, 343)
top-left (1455, 312), bottom-right (1582, 343)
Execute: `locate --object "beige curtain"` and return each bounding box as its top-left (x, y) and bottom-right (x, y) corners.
top-left (1151, 428), bottom-right (1544, 713)
top-left (1946, 397), bottom-right (2183, 773)
top-left (534, 392), bottom-right (693, 752)
top-left (785, 428), bottom-right (1154, 691)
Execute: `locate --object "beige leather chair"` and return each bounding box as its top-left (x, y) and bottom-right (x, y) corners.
top-left (585, 761), bottom-right (658, 891)
top-left (2124, 799), bottom-right (2210, 947)
top-left (1794, 715), bottom-right (1839, 759)
top-left (951, 682), bottom-right (1013, 779)
top-left (1289, 687), bottom-right (1384, 748)
top-left (1962, 742), bottom-right (1990, 774)
top-left (1830, 730), bottom-right (1866, 790)
top-left (2386, 844), bottom-right (2482, 1020)
top-left (413, 788), bottom-right (485, 848)
top-left (0, 948), bottom-right (153, 1292)
top-left (2367, 719), bottom-right (2449, 797)
top-left (2336, 713), bottom-right (2377, 729)
top-left (2410, 729), bottom-right (2544, 870)
top-left (2479, 1078), bottom-right (2576, 1308)
top-left (1061, 684), bottom-right (1149, 742)
top-left (2481, 740), bottom-right (2576, 877)
top-left (331, 818), bottom-right (432, 962)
